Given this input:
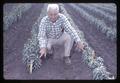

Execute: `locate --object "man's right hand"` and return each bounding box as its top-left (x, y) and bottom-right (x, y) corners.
top-left (39, 48), bottom-right (47, 58)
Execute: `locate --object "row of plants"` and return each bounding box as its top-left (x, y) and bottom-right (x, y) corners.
top-left (22, 4), bottom-right (47, 73)
top-left (99, 3), bottom-right (116, 9)
top-left (69, 4), bottom-right (116, 41)
top-left (78, 4), bottom-right (116, 24)
top-left (3, 3), bottom-right (32, 31)
top-left (90, 4), bottom-right (116, 15)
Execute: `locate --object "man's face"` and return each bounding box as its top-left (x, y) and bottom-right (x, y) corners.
top-left (48, 9), bottom-right (59, 23)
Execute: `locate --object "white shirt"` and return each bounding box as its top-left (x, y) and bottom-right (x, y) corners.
top-left (38, 13), bottom-right (81, 48)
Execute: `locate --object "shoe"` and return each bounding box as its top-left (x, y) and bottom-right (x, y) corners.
top-left (46, 53), bottom-right (54, 59)
top-left (64, 56), bottom-right (71, 65)
top-left (47, 47), bottom-right (54, 59)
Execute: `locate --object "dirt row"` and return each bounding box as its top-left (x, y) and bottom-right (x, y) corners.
top-left (3, 4), bottom-right (44, 79)
top-left (64, 4), bottom-right (116, 78)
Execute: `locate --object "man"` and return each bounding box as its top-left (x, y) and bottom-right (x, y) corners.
top-left (38, 4), bottom-right (85, 65)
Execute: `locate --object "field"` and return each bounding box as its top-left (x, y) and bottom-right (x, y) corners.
top-left (3, 3), bottom-right (116, 80)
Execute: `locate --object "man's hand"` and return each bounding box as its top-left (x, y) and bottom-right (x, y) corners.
top-left (39, 48), bottom-right (47, 58)
top-left (76, 41), bottom-right (85, 52)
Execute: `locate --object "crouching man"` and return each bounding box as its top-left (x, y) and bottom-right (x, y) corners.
top-left (38, 4), bottom-right (85, 65)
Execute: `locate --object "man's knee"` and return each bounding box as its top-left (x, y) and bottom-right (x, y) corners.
top-left (64, 34), bottom-right (74, 51)
top-left (47, 44), bottom-right (51, 50)
top-left (64, 34), bottom-right (73, 44)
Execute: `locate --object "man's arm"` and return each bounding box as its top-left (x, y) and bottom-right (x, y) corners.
top-left (38, 17), bottom-right (47, 58)
top-left (62, 15), bottom-right (81, 43)
top-left (62, 15), bottom-right (85, 51)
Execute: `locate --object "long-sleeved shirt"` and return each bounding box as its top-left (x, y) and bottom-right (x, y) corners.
top-left (38, 13), bottom-right (82, 48)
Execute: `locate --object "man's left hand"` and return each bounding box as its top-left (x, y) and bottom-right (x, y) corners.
top-left (76, 41), bottom-right (85, 52)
